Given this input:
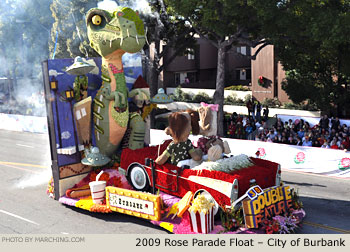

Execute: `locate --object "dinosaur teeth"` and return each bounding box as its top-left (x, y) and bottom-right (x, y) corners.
top-left (120, 37), bottom-right (123, 46)
top-left (127, 29), bottom-right (130, 38)
top-left (110, 39), bottom-right (112, 48)
top-left (136, 35), bottom-right (139, 45)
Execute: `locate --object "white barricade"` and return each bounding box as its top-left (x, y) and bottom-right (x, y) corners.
top-left (0, 113), bottom-right (48, 134)
top-left (150, 129), bottom-right (350, 179)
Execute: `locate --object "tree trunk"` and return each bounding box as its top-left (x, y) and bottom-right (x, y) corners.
top-left (213, 44), bottom-right (226, 137)
top-left (149, 39), bottom-right (161, 129)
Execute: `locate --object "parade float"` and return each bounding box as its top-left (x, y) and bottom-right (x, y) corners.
top-left (43, 6), bottom-right (305, 234)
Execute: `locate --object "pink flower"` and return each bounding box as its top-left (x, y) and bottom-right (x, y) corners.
top-left (341, 158), bottom-right (350, 168)
top-left (258, 148), bottom-right (266, 157)
top-left (296, 152), bottom-right (305, 162)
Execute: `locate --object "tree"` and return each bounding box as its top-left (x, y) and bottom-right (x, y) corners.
top-left (0, 0), bottom-right (54, 91)
top-left (141, 0), bottom-right (197, 97)
top-left (249, 0), bottom-right (350, 117)
top-left (49, 0), bottom-right (99, 58)
top-left (165, 0), bottom-right (266, 136)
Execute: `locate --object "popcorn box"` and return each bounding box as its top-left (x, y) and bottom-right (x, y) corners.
top-left (188, 207), bottom-right (214, 234)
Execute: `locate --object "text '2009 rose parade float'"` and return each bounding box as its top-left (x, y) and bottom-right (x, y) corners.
top-left (43, 5), bottom-right (305, 234)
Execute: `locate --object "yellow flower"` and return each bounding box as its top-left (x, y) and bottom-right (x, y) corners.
top-left (75, 196), bottom-right (94, 211)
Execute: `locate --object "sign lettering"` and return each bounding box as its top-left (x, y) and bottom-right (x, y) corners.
top-left (242, 186), bottom-right (292, 228)
top-left (106, 186), bottom-right (161, 221)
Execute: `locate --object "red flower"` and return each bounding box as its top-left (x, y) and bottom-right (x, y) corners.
top-left (258, 76), bottom-right (264, 84)
top-left (265, 227), bottom-right (273, 234)
top-left (272, 223), bottom-right (280, 232)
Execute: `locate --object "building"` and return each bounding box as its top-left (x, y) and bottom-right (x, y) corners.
top-left (162, 37), bottom-right (251, 89)
top-left (161, 38), bottom-right (290, 103)
top-left (251, 45), bottom-right (290, 103)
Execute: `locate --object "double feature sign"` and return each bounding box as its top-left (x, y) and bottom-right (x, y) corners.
top-left (241, 185), bottom-right (293, 228)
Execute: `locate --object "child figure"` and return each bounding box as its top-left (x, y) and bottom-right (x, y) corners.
top-left (155, 112), bottom-right (202, 166)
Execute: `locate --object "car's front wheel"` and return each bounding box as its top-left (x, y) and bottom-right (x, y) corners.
top-left (128, 165), bottom-right (150, 191)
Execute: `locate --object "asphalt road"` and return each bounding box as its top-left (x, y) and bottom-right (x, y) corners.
top-left (0, 129), bottom-right (349, 234)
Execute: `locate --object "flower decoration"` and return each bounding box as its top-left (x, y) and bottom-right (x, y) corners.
top-left (338, 157), bottom-right (350, 171)
top-left (106, 176), bottom-right (123, 187)
top-left (90, 171), bottom-right (110, 182)
top-left (257, 148), bottom-right (266, 158)
top-left (46, 177), bottom-right (54, 198)
top-left (220, 205), bottom-right (244, 232)
top-left (258, 75), bottom-right (265, 87)
top-left (294, 152), bottom-right (306, 164)
top-left (193, 154), bottom-right (253, 174)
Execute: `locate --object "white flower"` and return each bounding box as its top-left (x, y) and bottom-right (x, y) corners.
top-left (193, 154), bottom-right (253, 173)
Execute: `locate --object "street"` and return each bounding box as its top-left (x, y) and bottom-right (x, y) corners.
top-left (0, 129), bottom-right (349, 234)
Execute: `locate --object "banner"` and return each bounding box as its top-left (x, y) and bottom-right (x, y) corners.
top-left (150, 129), bottom-right (350, 179)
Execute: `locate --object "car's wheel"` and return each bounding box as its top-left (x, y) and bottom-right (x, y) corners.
top-left (128, 165), bottom-right (150, 191)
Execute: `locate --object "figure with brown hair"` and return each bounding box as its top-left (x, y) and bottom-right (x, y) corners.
top-left (155, 112), bottom-right (202, 165)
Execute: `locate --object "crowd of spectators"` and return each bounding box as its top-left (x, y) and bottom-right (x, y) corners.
top-left (255, 115), bottom-right (350, 150)
top-left (224, 99), bottom-right (269, 140)
top-left (225, 110), bottom-right (350, 151)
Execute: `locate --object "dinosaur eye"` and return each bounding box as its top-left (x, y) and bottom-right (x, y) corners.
top-left (92, 15), bottom-right (102, 25)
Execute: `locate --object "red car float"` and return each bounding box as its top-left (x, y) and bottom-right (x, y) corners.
top-left (120, 140), bottom-right (281, 214)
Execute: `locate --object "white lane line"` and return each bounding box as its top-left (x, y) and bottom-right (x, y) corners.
top-left (16, 143), bottom-right (34, 148)
top-left (0, 209), bottom-right (40, 226)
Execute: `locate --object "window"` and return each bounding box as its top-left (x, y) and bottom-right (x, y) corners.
top-left (186, 48), bottom-right (195, 60)
top-left (175, 72), bottom-right (197, 85)
top-left (236, 68), bottom-right (251, 81)
top-left (236, 46), bottom-right (247, 55)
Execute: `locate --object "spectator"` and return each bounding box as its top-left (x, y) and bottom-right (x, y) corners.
top-left (319, 114), bottom-right (330, 131)
top-left (228, 121), bottom-right (236, 138)
top-left (331, 117), bottom-right (340, 131)
top-left (263, 106), bottom-right (269, 121)
top-left (321, 140), bottom-right (330, 148)
top-left (245, 123), bottom-right (253, 136)
top-left (246, 99), bottom-right (253, 117)
top-left (297, 128), bottom-right (305, 139)
top-left (296, 136), bottom-right (303, 146)
top-left (255, 101), bottom-right (262, 122)
top-left (302, 135), bottom-right (312, 147)
top-left (330, 139), bottom-right (339, 149)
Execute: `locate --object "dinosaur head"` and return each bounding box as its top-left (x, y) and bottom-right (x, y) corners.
top-left (86, 7), bottom-right (145, 58)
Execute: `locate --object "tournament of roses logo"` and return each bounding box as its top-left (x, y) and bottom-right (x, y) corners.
top-left (338, 157), bottom-right (350, 171)
top-left (257, 148), bottom-right (266, 158)
top-left (294, 152), bottom-right (306, 164)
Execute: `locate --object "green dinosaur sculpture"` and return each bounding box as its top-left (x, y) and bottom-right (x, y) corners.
top-left (86, 7), bottom-right (146, 157)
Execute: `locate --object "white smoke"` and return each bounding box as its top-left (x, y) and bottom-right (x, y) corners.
top-left (97, 0), bottom-right (119, 11)
top-left (16, 168), bottom-right (52, 189)
top-left (97, 0), bottom-right (152, 15)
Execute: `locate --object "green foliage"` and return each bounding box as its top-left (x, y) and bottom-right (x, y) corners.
top-left (192, 92), bottom-right (212, 104)
top-left (49, 0), bottom-right (99, 58)
top-left (224, 94), bottom-right (244, 106)
top-left (283, 101), bottom-right (319, 111)
top-left (244, 94), bottom-right (252, 103)
top-left (248, 0), bottom-right (350, 116)
top-left (261, 98), bottom-right (282, 108)
top-left (220, 206), bottom-right (244, 232)
top-left (224, 85), bottom-right (250, 91)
